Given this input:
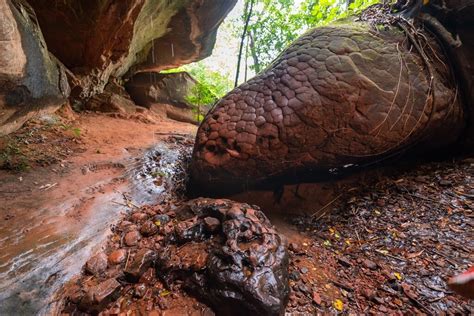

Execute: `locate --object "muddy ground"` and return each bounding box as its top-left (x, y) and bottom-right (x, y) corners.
top-left (58, 138), bottom-right (473, 314)
top-left (0, 109), bottom-right (472, 315)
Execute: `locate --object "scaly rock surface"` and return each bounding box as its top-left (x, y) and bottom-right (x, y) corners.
top-left (191, 17), bottom-right (466, 194)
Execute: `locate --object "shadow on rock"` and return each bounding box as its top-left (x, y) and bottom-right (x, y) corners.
top-left (158, 198), bottom-right (290, 316)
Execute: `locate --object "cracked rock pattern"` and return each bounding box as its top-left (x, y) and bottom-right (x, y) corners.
top-left (191, 22), bottom-right (464, 192)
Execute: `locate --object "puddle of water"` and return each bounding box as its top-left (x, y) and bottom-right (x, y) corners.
top-left (0, 140), bottom-right (190, 315)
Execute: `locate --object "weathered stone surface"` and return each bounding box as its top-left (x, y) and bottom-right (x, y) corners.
top-left (85, 252), bottom-right (108, 276)
top-left (124, 230), bottom-right (141, 247)
top-left (191, 18), bottom-right (466, 194)
top-left (124, 248), bottom-right (157, 282)
top-left (84, 92), bottom-right (137, 114)
top-left (157, 198), bottom-right (290, 316)
top-left (140, 220), bottom-right (158, 237)
top-left (126, 71), bottom-right (201, 124)
top-left (29, 0), bottom-right (237, 99)
top-left (108, 249), bottom-right (127, 265)
top-left (79, 278), bottom-right (121, 312)
top-left (0, 0), bottom-right (69, 136)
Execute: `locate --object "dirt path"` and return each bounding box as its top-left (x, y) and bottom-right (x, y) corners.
top-left (0, 111), bottom-right (196, 314)
top-left (1, 110), bottom-right (472, 315)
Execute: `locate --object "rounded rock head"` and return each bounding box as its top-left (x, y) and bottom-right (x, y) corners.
top-left (191, 21), bottom-right (464, 194)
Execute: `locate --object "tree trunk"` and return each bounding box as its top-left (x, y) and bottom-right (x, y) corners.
top-left (235, 0), bottom-right (254, 87)
top-left (244, 34), bottom-right (249, 82)
top-left (249, 30), bottom-right (261, 74)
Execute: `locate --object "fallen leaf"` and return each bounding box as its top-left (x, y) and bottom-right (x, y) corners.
top-left (160, 290), bottom-right (171, 297)
top-left (406, 250), bottom-right (424, 259)
top-left (394, 272), bottom-right (402, 280)
top-left (333, 299), bottom-right (343, 311)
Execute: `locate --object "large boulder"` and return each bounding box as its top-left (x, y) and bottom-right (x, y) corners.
top-left (28, 0), bottom-right (237, 99)
top-left (126, 71), bottom-right (199, 123)
top-left (191, 11), bottom-right (468, 194)
top-left (0, 0), bottom-right (69, 136)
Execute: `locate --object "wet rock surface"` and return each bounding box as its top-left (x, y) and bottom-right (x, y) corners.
top-left (158, 198), bottom-right (290, 315)
top-left (0, 0), bottom-right (69, 136)
top-left (28, 0), bottom-right (237, 99)
top-left (61, 198), bottom-right (290, 315)
top-left (191, 9), bottom-right (466, 194)
top-left (57, 137), bottom-right (473, 315)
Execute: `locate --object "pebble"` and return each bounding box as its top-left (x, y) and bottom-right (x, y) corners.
top-left (124, 230), bottom-right (141, 246)
top-left (289, 242), bottom-right (300, 252)
top-left (131, 212), bottom-right (148, 223)
top-left (338, 256), bottom-right (352, 267)
top-left (85, 252), bottom-right (108, 275)
top-left (80, 278), bottom-right (121, 310)
top-left (108, 249), bottom-right (127, 265)
top-left (140, 220), bottom-right (158, 236)
top-left (362, 288), bottom-right (375, 299)
top-left (300, 267), bottom-right (308, 274)
top-left (133, 283), bottom-right (147, 298)
top-left (362, 259), bottom-right (377, 270)
top-left (289, 271), bottom-right (301, 281)
top-left (124, 248), bottom-right (157, 282)
top-left (203, 217), bottom-right (220, 232)
top-left (153, 214), bottom-right (171, 226)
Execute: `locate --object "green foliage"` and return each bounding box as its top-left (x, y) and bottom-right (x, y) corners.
top-left (243, 0), bottom-right (379, 72)
top-left (0, 140), bottom-right (29, 172)
top-left (60, 123), bottom-right (81, 138)
top-left (164, 62), bottom-right (233, 122)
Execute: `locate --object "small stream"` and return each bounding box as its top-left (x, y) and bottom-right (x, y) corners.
top-left (0, 138), bottom-right (191, 315)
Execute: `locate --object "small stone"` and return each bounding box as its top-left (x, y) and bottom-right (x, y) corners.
top-left (124, 249), bottom-right (157, 282)
top-left (373, 296), bottom-right (385, 304)
top-left (119, 220), bottom-right (133, 230)
top-left (362, 288), bottom-right (375, 299)
top-left (338, 256), bottom-right (352, 268)
top-left (140, 220), bottom-right (158, 237)
top-left (362, 259), bottom-right (377, 270)
top-left (203, 217), bottom-right (220, 232)
top-left (134, 283), bottom-right (147, 298)
top-left (300, 267), bottom-right (309, 274)
top-left (139, 267), bottom-right (155, 284)
top-left (312, 291), bottom-right (322, 305)
top-left (153, 214), bottom-right (171, 226)
top-left (131, 212), bottom-right (148, 223)
top-left (85, 252), bottom-right (108, 275)
top-left (108, 249), bottom-right (127, 265)
top-left (289, 243), bottom-right (300, 252)
top-left (439, 179), bottom-right (452, 187)
top-left (289, 271), bottom-right (301, 281)
top-left (124, 230), bottom-right (141, 246)
top-left (80, 278), bottom-right (121, 312)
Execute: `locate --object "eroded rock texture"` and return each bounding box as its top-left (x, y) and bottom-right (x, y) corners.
top-left (192, 20), bottom-right (465, 193)
top-left (126, 71), bottom-right (200, 124)
top-left (64, 198), bottom-right (289, 315)
top-left (28, 0), bottom-right (237, 99)
top-left (159, 198), bottom-right (290, 315)
top-left (0, 0), bottom-right (69, 136)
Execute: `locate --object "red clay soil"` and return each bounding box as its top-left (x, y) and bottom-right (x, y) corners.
top-left (283, 157), bottom-right (473, 314)
top-left (0, 107), bottom-right (197, 314)
top-left (1, 108), bottom-right (472, 315)
top-left (58, 141), bottom-right (473, 315)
